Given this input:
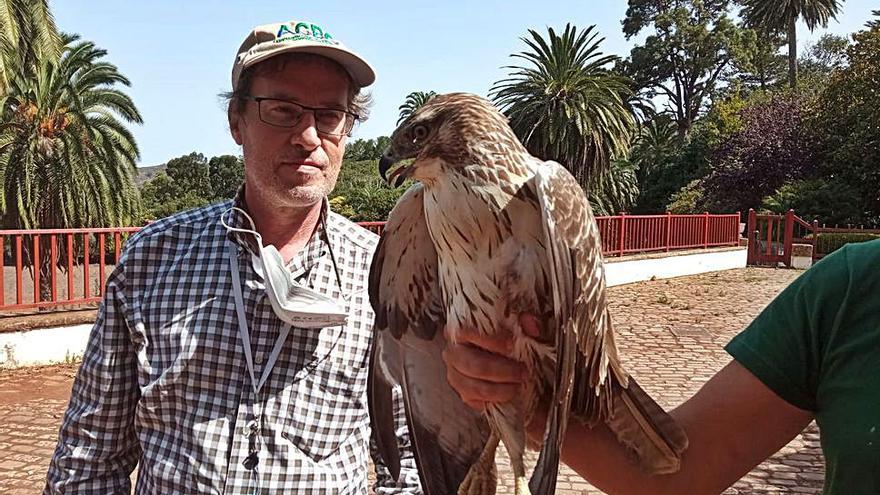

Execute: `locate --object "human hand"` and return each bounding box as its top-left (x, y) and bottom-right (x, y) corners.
top-left (441, 314), bottom-right (543, 411)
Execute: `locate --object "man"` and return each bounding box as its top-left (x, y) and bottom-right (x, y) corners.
top-left (44, 19), bottom-right (421, 494)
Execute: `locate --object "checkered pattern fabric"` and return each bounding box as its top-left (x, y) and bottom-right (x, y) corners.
top-left (44, 195), bottom-right (422, 494)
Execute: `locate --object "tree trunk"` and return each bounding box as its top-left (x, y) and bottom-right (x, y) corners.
top-left (38, 240), bottom-right (54, 310)
top-left (676, 117), bottom-right (691, 141)
top-left (788, 15), bottom-right (798, 89)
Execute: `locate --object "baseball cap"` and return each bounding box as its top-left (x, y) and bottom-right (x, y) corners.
top-left (231, 20), bottom-right (376, 90)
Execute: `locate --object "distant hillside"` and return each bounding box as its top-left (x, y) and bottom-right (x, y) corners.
top-left (135, 164), bottom-right (166, 186)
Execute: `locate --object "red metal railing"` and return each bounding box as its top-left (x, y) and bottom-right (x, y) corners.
top-left (753, 209), bottom-right (880, 264)
top-left (0, 213), bottom-right (740, 314)
top-left (0, 227), bottom-right (140, 313)
top-left (595, 212), bottom-right (741, 257)
top-left (357, 222), bottom-right (385, 236)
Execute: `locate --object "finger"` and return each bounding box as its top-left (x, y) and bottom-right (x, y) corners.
top-left (519, 313), bottom-right (544, 339)
top-left (446, 365), bottom-right (522, 405)
top-left (442, 344), bottom-right (526, 384)
top-left (447, 326), bottom-right (514, 356)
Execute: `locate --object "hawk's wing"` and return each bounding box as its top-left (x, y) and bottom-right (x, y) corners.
top-left (528, 161), bottom-right (688, 493)
top-left (367, 183), bottom-right (491, 494)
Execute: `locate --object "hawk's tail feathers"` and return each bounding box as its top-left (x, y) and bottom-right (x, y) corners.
top-left (606, 377), bottom-right (690, 475)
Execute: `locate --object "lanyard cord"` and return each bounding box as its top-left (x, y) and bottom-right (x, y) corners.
top-left (228, 241), bottom-right (292, 398)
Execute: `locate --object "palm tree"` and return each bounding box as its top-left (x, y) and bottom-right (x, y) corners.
top-left (490, 24), bottom-right (635, 188)
top-left (589, 159), bottom-right (639, 216)
top-left (397, 90), bottom-right (436, 124)
top-left (740, 0), bottom-right (843, 89)
top-left (629, 115), bottom-right (678, 190)
top-left (0, 34), bottom-right (142, 299)
top-left (0, 33), bottom-right (142, 229)
top-left (0, 0), bottom-right (62, 93)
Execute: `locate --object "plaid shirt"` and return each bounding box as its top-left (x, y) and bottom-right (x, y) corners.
top-left (44, 195), bottom-right (422, 494)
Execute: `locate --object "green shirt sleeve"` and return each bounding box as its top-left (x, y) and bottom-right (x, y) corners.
top-left (725, 244), bottom-right (860, 412)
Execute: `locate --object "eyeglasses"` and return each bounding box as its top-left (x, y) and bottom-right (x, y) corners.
top-left (241, 95), bottom-right (358, 136)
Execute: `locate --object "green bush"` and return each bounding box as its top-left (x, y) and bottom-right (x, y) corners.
top-left (815, 233), bottom-right (880, 256)
top-left (330, 159), bottom-right (408, 222)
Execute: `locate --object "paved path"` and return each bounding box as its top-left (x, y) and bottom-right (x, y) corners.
top-left (0, 267), bottom-right (823, 494)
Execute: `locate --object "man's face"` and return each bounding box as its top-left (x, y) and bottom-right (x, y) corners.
top-left (230, 56), bottom-right (351, 209)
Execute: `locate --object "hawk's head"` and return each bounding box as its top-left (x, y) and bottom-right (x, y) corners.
top-left (378, 92), bottom-right (527, 187)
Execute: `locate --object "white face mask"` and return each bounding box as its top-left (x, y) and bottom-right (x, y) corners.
top-left (221, 207), bottom-right (348, 328)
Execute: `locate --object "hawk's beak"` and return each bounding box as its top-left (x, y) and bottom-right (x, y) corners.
top-left (379, 150), bottom-right (411, 188)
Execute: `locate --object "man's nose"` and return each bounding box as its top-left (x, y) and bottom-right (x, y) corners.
top-left (289, 111), bottom-right (321, 149)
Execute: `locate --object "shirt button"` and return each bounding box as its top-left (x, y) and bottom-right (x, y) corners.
top-left (254, 353), bottom-right (264, 365)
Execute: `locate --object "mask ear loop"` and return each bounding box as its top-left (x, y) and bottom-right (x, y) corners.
top-left (221, 206), bottom-right (261, 239)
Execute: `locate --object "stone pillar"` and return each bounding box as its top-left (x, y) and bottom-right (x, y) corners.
top-left (791, 243), bottom-right (814, 269)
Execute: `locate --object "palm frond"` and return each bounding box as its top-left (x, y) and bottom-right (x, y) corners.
top-left (490, 24), bottom-right (636, 188)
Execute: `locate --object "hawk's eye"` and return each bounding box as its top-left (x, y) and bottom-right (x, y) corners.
top-left (412, 124), bottom-right (429, 142)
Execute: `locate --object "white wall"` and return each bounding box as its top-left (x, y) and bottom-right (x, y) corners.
top-left (605, 248), bottom-right (747, 287)
top-left (1, 324), bottom-right (92, 368)
top-left (1, 248), bottom-right (747, 368)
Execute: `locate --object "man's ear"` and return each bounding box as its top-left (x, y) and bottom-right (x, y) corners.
top-left (229, 110), bottom-right (243, 145)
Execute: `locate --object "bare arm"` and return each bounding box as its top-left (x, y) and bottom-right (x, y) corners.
top-left (554, 360), bottom-right (813, 495)
top-left (442, 320), bottom-right (814, 495)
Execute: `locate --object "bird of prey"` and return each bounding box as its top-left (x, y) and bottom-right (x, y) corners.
top-left (367, 92), bottom-right (688, 495)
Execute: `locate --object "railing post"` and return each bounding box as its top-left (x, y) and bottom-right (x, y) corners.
top-left (665, 212), bottom-right (672, 252)
top-left (15, 235), bottom-right (23, 305)
top-left (703, 211), bottom-right (710, 249)
top-left (83, 234), bottom-right (90, 298)
top-left (0, 235), bottom-right (4, 307)
top-left (33, 235), bottom-right (40, 305)
top-left (99, 234), bottom-right (106, 297)
top-left (618, 212), bottom-right (626, 257)
top-left (66, 234), bottom-right (74, 301)
top-left (50, 234), bottom-right (57, 303)
top-left (812, 219), bottom-right (820, 263)
top-left (746, 209), bottom-right (757, 264)
top-left (784, 209), bottom-right (795, 267)
top-left (735, 211), bottom-right (741, 245)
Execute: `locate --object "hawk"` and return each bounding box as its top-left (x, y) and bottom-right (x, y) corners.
top-left (367, 93), bottom-right (687, 495)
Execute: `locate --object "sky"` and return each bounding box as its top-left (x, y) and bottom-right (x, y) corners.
top-left (49, 0), bottom-right (877, 168)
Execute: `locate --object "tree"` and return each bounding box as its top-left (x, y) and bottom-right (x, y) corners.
top-left (811, 23), bottom-right (880, 226)
top-left (138, 152), bottom-right (242, 221)
top-left (666, 179), bottom-right (705, 214)
top-left (209, 154), bottom-right (244, 200)
top-left (0, 0), bottom-right (62, 92)
top-left (397, 91), bottom-right (436, 124)
top-left (699, 95), bottom-right (816, 214)
top-left (798, 33), bottom-right (850, 90)
top-left (623, 0), bottom-right (754, 139)
top-left (0, 33), bottom-right (142, 230)
top-left (491, 24), bottom-right (635, 187)
top-left (632, 92), bottom-right (747, 213)
top-left (139, 171), bottom-right (206, 221)
top-left (730, 29), bottom-right (788, 90)
top-left (761, 179), bottom-right (865, 226)
top-left (868, 10), bottom-right (879, 29)
top-left (589, 160), bottom-right (639, 215)
top-left (330, 159), bottom-right (407, 222)
top-left (344, 136), bottom-right (391, 161)
top-left (166, 152), bottom-right (211, 196)
top-left (740, 0), bottom-right (843, 89)
top-left (628, 115), bottom-right (678, 191)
